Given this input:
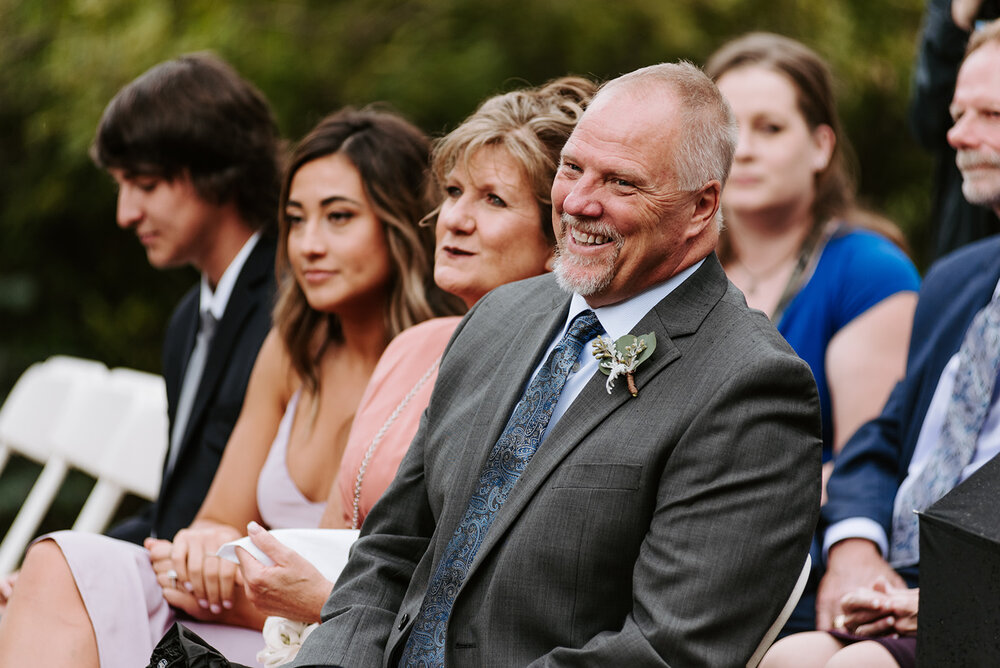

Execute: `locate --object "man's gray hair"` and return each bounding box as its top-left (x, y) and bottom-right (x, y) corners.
top-left (597, 61), bottom-right (738, 193)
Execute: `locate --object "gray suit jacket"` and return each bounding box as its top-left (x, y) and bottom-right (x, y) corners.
top-left (293, 255), bottom-right (821, 668)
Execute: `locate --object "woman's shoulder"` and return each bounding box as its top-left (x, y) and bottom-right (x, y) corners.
top-left (809, 226), bottom-right (920, 325)
top-left (370, 316), bottom-right (462, 380)
top-left (253, 328), bottom-right (300, 402)
top-left (388, 316), bottom-right (463, 350)
top-left (822, 226), bottom-right (920, 286)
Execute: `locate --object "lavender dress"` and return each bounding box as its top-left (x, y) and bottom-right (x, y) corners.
top-left (44, 391), bottom-right (324, 668)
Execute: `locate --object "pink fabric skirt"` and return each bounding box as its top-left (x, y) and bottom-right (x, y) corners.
top-left (43, 531), bottom-right (264, 668)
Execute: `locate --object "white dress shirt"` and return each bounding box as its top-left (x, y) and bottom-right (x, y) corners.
top-left (198, 230), bottom-right (262, 320)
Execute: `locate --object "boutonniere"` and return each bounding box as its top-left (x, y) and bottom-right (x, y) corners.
top-left (591, 333), bottom-right (656, 397)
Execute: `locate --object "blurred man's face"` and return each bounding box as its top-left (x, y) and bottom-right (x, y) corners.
top-left (948, 41), bottom-right (1000, 212)
top-left (111, 169), bottom-right (222, 274)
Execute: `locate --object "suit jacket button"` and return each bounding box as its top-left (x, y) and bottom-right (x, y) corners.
top-left (398, 613), bottom-right (409, 630)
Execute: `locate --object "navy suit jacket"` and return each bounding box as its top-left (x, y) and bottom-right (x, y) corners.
top-left (107, 236), bottom-right (276, 543)
top-left (822, 235), bottom-right (1000, 545)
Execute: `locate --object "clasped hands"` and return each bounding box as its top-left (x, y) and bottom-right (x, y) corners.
top-left (146, 523), bottom-right (244, 620)
top-left (834, 577), bottom-right (919, 638)
top-left (146, 521), bottom-right (333, 625)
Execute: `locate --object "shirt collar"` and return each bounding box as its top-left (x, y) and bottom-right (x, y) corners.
top-left (199, 231), bottom-right (261, 320)
top-left (563, 258), bottom-right (705, 340)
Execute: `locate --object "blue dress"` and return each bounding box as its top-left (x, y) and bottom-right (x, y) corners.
top-left (777, 227), bottom-right (920, 462)
top-left (779, 226), bottom-right (921, 636)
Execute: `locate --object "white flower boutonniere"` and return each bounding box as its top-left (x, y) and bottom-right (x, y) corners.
top-left (258, 616), bottom-right (319, 667)
top-left (591, 332), bottom-right (656, 397)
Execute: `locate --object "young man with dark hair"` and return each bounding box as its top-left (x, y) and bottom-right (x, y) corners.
top-left (92, 53), bottom-right (281, 543)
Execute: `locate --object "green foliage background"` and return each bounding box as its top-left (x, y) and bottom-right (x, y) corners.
top-left (0, 0), bottom-right (932, 526)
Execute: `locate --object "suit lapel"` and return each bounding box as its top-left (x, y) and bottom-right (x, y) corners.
top-left (463, 256), bottom-right (730, 580)
top-left (433, 288), bottom-right (571, 545)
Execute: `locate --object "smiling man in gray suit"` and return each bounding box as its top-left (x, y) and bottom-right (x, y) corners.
top-left (291, 62), bottom-right (822, 668)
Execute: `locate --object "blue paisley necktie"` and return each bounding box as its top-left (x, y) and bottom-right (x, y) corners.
top-left (398, 310), bottom-right (603, 667)
top-left (890, 294), bottom-right (1000, 568)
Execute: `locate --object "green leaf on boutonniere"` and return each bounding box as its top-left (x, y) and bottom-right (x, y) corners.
top-left (591, 332), bottom-right (657, 397)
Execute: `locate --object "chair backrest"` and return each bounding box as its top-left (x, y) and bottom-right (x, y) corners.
top-left (68, 368), bottom-right (169, 534)
top-left (0, 358), bottom-right (168, 571)
top-left (102, 368), bottom-right (169, 500)
top-left (0, 358), bottom-right (108, 465)
top-left (48, 370), bottom-right (140, 479)
top-left (746, 554), bottom-right (812, 668)
top-left (0, 356), bottom-right (111, 573)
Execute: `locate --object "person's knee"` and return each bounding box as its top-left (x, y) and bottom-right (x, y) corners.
top-left (19, 539), bottom-right (72, 587)
top-left (761, 632), bottom-right (843, 668)
top-left (22, 539), bottom-right (66, 572)
top-left (825, 640), bottom-right (896, 668)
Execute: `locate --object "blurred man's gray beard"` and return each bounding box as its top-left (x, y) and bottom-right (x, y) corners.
top-left (957, 148), bottom-right (1000, 207)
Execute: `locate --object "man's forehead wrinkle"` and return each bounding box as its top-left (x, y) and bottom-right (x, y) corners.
top-left (567, 131), bottom-right (651, 169)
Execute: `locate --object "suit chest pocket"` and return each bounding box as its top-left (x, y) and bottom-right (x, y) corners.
top-left (550, 463), bottom-right (642, 490)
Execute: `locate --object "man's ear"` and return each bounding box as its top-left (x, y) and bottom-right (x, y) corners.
top-left (687, 180), bottom-right (722, 238)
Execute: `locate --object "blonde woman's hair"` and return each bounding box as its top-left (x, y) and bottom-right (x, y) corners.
top-left (428, 76), bottom-right (597, 243)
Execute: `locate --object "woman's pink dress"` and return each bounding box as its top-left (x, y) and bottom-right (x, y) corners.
top-left (44, 390), bottom-right (324, 668)
top-left (334, 317), bottom-right (460, 527)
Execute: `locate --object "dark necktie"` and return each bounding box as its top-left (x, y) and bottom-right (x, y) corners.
top-left (890, 294), bottom-right (1000, 567)
top-left (398, 310), bottom-right (603, 667)
top-left (166, 310), bottom-right (217, 476)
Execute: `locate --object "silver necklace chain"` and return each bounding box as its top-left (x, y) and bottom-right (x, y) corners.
top-left (351, 356), bottom-right (442, 530)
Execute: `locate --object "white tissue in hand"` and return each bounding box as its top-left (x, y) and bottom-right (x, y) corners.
top-left (216, 528), bottom-right (359, 582)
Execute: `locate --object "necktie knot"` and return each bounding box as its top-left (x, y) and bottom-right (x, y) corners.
top-left (199, 310), bottom-right (218, 339)
top-left (566, 310), bottom-right (602, 347)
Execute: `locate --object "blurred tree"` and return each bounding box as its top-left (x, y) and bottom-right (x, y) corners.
top-left (0, 0), bottom-right (930, 528)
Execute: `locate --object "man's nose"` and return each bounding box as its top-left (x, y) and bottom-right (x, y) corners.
top-left (948, 114), bottom-right (980, 151)
top-left (559, 179), bottom-right (603, 219)
top-left (116, 186), bottom-right (143, 229)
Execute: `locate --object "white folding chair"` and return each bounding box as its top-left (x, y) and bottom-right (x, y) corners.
top-left (0, 357), bottom-right (110, 573)
top-left (0, 357), bottom-right (107, 475)
top-left (71, 368), bottom-right (168, 533)
top-left (746, 554), bottom-right (812, 668)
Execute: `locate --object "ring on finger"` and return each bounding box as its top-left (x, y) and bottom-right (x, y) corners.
top-left (833, 614), bottom-right (846, 630)
top-left (165, 569), bottom-right (178, 589)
